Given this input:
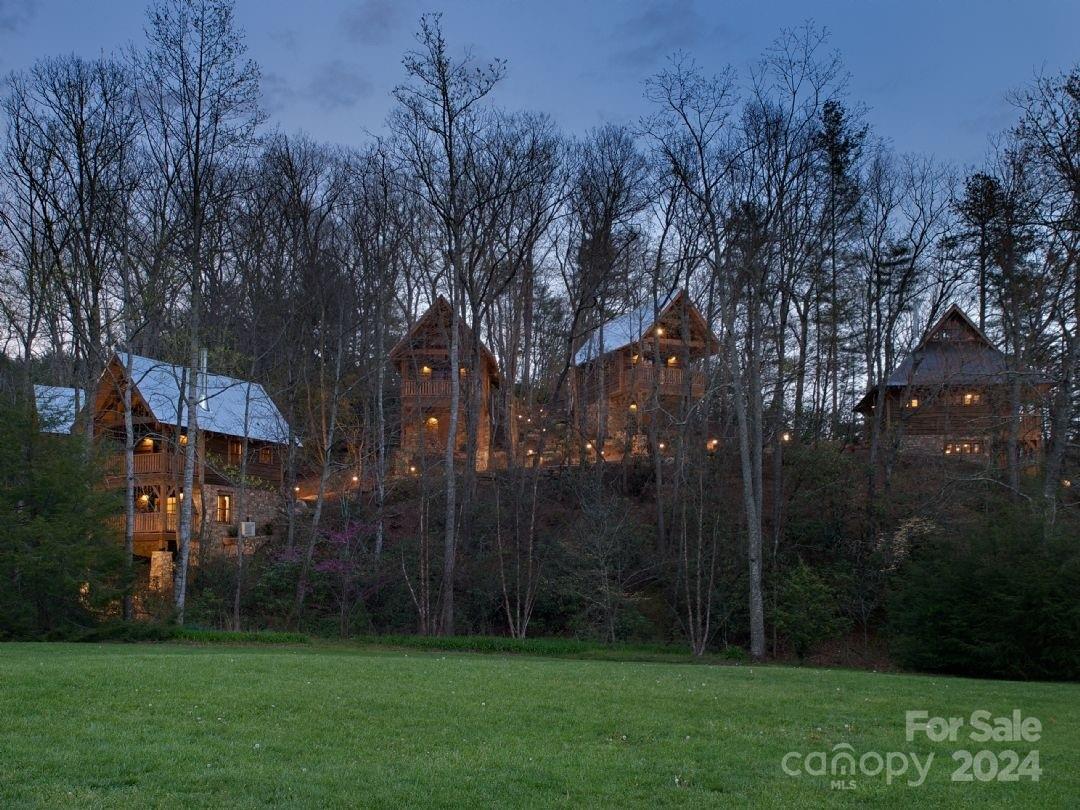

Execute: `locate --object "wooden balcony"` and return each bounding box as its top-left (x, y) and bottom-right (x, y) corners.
top-left (132, 511), bottom-right (179, 534)
top-left (608, 365), bottom-right (707, 399)
top-left (105, 452), bottom-right (183, 478)
top-left (401, 379), bottom-right (454, 400)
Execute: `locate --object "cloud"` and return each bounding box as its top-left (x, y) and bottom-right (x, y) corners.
top-left (306, 60), bottom-right (373, 111)
top-left (269, 27), bottom-right (299, 54)
top-left (608, 0), bottom-right (738, 69)
top-left (261, 71), bottom-right (296, 116)
top-left (0, 0), bottom-right (36, 34)
top-left (341, 0), bottom-right (405, 45)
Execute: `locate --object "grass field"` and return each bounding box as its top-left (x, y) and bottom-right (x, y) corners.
top-left (0, 643), bottom-right (1076, 807)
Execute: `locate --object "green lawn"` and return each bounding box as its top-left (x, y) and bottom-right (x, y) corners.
top-left (0, 643), bottom-right (1076, 808)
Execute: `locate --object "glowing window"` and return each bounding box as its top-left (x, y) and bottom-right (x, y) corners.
top-left (216, 493), bottom-right (232, 523)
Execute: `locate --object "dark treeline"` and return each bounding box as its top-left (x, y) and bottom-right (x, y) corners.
top-left (0, 1), bottom-right (1077, 678)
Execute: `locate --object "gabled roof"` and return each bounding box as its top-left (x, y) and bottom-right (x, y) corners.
top-left (854, 304), bottom-right (1049, 413)
top-left (389, 296), bottom-right (500, 378)
top-left (573, 289), bottom-right (717, 366)
top-left (111, 353), bottom-right (291, 444)
top-left (34, 385), bottom-right (84, 434)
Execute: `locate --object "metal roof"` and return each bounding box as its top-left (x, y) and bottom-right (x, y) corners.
top-left (573, 292), bottom-right (678, 366)
top-left (33, 385), bottom-right (84, 434)
top-left (120, 353), bottom-right (291, 444)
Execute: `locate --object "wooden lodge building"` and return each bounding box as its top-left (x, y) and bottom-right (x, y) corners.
top-left (571, 290), bottom-right (720, 456)
top-left (37, 353), bottom-right (292, 574)
top-left (854, 305), bottom-right (1049, 460)
top-left (389, 297), bottom-right (502, 472)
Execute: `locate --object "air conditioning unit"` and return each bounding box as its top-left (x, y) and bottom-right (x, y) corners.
top-left (240, 521), bottom-right (257, 538)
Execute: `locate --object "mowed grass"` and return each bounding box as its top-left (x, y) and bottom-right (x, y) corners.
top-left (0, 644), bottom-right (1077, 808)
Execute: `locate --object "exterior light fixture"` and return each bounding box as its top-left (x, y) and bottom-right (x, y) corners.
top-left (781, 432), bottom-right (792, 443)
top-left (352, 475), bottom-right (359, 483)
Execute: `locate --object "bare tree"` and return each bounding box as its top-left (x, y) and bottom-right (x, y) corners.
top-left (137, 0), bottom-right (261, 622)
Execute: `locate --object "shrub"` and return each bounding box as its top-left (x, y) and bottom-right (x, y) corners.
top-left (0, 395), bottom-right (124, 639)
top-left (888, 509), bottom-right (1080, 680)
top-left (773, 562), bottom-right (850, 661)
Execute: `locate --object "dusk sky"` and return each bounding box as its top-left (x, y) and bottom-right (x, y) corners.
top-left (1, 0), bottom-right (1078, 168)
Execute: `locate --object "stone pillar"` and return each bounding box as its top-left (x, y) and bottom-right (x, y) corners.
top-left (149, 550), bottom-right (174, 594)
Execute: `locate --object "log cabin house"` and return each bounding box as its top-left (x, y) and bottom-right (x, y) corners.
top-left (571, 290), bottom-right (720, 456)
top-left (89, 353), bottom-right (291, 566)
top-left (853, 305), bottom-right (1049, 460)
top-left (389, 298), bottom-right (502, 472)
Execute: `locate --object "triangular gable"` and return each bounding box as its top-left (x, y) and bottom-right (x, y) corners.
top-left (389, 296), bottom-right (501, 380)
top-left (918, 304), bottom-right (993, 350)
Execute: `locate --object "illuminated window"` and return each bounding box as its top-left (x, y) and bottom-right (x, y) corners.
top-left (631, 354), bottom-right (640, 365)
top-left (178, 433), bottom-right (188, 446)
top-left (707, 438), bottom-right (719, 452)
top-left (628, 401), bottom-right (638, 413)
top-left (216, 492), bottom-right (232, 523)
top-left (906, 398), bottom-right (920, 409)
top-left (944, 440), bottom-right (983, 456)
top-left (666, 355), bottom-right (678, 367)
top-left (426, 416), bottom-right (439, 427)
top-left (962, 392), bottom-right (981, 406)
top-left (459, 366), bottom-right (468, 377)
top-left (135, 486), bottom-right (157, 513)
top-left (420, 365), bottom-right (432, 377)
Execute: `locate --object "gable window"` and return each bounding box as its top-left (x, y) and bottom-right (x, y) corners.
top-left (216, 492), bottom-right (232, 523)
